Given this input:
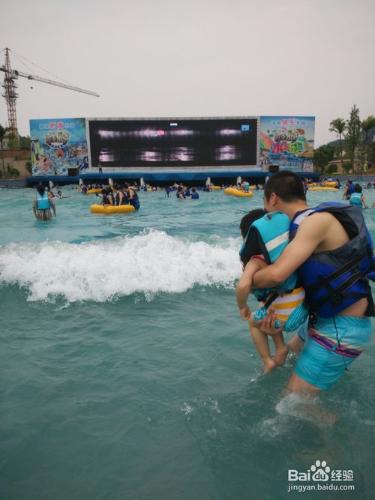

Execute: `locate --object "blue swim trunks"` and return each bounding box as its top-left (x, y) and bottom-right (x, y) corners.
top-left (295, 316), bottom-right (372, 390)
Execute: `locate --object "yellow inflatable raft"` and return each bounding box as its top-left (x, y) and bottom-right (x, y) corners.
top-left (322, 181), bottom-right (338, 188)
top-left (224, 188), bottom-right (254, 198)
top-left (308, 187), bottom-right (339, 192)
top-left (210, 185), bottom-right (222, 191)
top-left (90, 204), bottom-right (136, 214)
top-left (86, 188), bottom-right (102, 195)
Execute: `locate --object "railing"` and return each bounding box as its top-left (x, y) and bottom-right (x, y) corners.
top-left (0, 178), bottom-right (27, 188)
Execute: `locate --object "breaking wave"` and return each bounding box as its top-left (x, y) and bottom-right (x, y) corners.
top-left (0, 230), bottom-right (242, 302)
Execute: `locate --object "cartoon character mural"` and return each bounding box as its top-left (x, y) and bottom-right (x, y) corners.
top-left (30, 118), bottom-right (89, 175)
top-left (260, 116), bottom-right (315, 171)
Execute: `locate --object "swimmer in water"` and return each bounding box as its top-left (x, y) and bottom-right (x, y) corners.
top-left (32, 183), bottom-right (56, 221)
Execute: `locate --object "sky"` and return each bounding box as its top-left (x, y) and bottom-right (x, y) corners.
top-left (0, 0), bottom-right (374, 147)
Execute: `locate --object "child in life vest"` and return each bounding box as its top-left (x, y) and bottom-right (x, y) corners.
top-left (236, 209), bottom-right (308, 373)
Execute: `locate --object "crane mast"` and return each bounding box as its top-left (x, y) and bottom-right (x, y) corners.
top-left (1, 48), bottom-right (18, 138)
top-left (0, 47), bottom-right (99, 140)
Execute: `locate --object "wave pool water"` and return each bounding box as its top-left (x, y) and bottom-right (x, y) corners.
top-left (1, 186), bottom-right (375, 499)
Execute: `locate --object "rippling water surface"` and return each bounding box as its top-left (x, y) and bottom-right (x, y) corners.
top-left (1, 186), bottom-right (375, 499)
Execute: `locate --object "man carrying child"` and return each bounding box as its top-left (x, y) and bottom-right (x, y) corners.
top-left (237, 171), bottom-right (374, 394)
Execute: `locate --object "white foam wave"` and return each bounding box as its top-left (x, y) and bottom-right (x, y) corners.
top-left (276, 393), bottom-right (338, 428)
top-left (0, 230), bottom-right (242, 303)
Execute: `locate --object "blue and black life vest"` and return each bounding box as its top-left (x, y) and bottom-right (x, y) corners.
top-left (239, 211), bottom-right (297, 301)
top-left (290, 201), bottom-right (375, 317)
top-left (36, 192), bottom-right (50, 210)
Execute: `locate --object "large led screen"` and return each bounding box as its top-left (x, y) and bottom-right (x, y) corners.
top-left (89, 118), bottom-right (258, 168)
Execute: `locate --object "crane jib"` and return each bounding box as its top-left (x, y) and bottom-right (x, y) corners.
top-left (0, 65), bottom-right (99, 98)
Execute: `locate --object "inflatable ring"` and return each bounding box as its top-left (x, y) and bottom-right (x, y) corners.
top-left (86, 188), bottom-right (102, 195)
top-left (210, 185), bottom-right (222, 191)
top-left (90, 204), bottom-right (136, 214)
top-left (308, 187), bottom-right (339, 192)
top-left (224, 187), bottom-right (254, 198)
top-left (322, 181), bottom-right (338, 188)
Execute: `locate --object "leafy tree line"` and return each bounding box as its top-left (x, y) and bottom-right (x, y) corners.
top-left (0, 125), bottom-right (31, 177)
top-left (0, 126), bottom-right (31, 149)
top-left (314, 106), bottom-right (375, 174)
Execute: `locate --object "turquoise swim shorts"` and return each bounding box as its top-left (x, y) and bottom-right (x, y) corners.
top-left (295, 316), bottom-right (372, 390)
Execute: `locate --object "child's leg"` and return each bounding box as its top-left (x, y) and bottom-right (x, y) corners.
top-left (249, 322), bottom-right (277, 373)
top-left (272, 332), bottom-right (289, 366)
top-left (287, 334), bottom-right (304, 355)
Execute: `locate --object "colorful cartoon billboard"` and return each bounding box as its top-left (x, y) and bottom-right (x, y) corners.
top-left (29, 118), bottom-right (89, 175)
top-left (260, 116), bottom-right (315, 171)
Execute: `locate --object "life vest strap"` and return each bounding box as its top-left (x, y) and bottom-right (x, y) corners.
top-left (263, 292), bottom-right (279, 309)
top-left (307, 255), bottom-right (363, 293)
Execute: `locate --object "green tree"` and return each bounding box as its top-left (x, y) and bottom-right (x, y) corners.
top-left (25, 160), bottom-right (32, 175)
top-left (345, 105), bottom-right (362, 173)
top-left (329, 118), bottom-right (346, 169)
top-left (7, 133), bottom-right (19, 149)
top-left (362, 115), bottom-right (375, 169)
top-left (368, 143), bottom-right (375, 165)
top-left (19, 135), bottom-right (31, 150)
top-left (6, 164), bottom-right (20, 178)
top-left (362, 115), bottom-right (375, 144)
top-left (313, 144), bottom-right (335, 173)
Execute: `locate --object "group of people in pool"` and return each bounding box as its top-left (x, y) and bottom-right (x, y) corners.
top-left (32, 171), bottom-right (375, 399)
top-left (236, 171), bottom-right (374, 396)
top-left (175, 185), bottom-right (200, 200)
top-left (96, 184), bottom-right (140, 210)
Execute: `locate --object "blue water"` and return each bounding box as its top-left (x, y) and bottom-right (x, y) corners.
top-left (1, 186), bottom-right (375, 500)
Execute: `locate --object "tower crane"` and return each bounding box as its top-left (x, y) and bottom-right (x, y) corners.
top-left (0, 47), bottom-right (99, 140)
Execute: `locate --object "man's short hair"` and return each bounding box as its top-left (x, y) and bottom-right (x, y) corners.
top-left (263, 171), bottom-right (306, 202)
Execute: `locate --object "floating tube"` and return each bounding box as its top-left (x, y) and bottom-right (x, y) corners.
top-left (210, 185), bottom-right (222, 191)
top-left (224, 188), bottom-right (254, 198)
top-left (322, 181), bottom-right (338, 188)
top-left (90, 204), bottom-right (136, 214)
top-left (308, 187), bottom-right (339, 192)
top-left (86, 188), bottom-right (102, 194)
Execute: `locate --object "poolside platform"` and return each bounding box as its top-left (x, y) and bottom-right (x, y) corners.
top-left (26, 169), bottom-right (319, 187)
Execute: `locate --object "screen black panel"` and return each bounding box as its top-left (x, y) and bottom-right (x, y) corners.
top-left (89, 118), bottom-right (257, 167)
